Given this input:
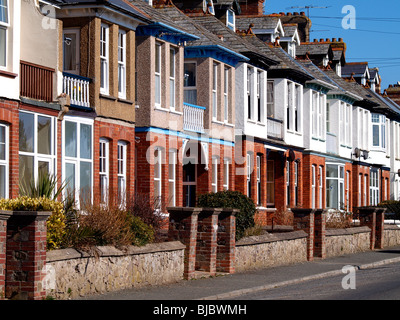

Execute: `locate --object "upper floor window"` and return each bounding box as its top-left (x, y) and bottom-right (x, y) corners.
top-left (99, 138), bottom-right (109, 204)
top-left (155, 42), bottom-right (162, 107)
top-left (339, 102), bottom-right (351, 146)
top-left (224, 67), bottom-right (229, 122)
top-left (226, 9), bottom-right (235, 31)
top-left (0, 0), bottom-right (9, 68)
top-left (143, 0), bottom-right (152, 5)
top-left (287, 81), bottom-right (301, 133)
top-left (312, 91), bottom-right (325, 139)
top-left (267, 81), bottom-right (274, 118)
top-left (203, 0), bottom-right (215, 15)
top-left (247, 67), bottom-right (252, 120)
top-left (184, 62), bottom-right (197, 105)
top-left (100, 24), bottom-right (109, 95)
top-left (170, 48), bottom-right (176, 110)
top-left (371, 113), bottom-right (387, 150)
top-left (118, 30), bottom-right (126, 99)
top-left (212, 63), bottom-right (218, 121)
top-left (0, 123), bottom-right (8, 199)
top-left (117, 141), bottom-right (127, 205)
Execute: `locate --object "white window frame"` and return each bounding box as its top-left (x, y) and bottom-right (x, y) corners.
top-left (212, 62), bottom-right (218, 121)
top-left (0, 123), bottom-right (9, 199)
top-left (267, 81), bottom-right (274, 118)
top-left (256, 155), bottom-right (261, 205)
top-left (247, 67), bottom-right (252, 120)
top-left (319, 165), bottom-right (323, 208)
top-left (100, 24), bottom-right (109, 95)
top-left (363, 174), bottom-right (367, 206)
top-left (99, 138), bottom-right (109, 204)
top-left (370, 169), bottom-right (379, 206)
top-left (19, 111), bottom-right (57, 193)
top-left (223, 158), bottom-right (229, 190)
top-left (371, 113), bottom-right (387, 150)
top-left (168, 149), bottom-right (177, 206)
top-left (184, 61), bottom-right (197, 105)
top-left (326, 163), bottom-right (345, 210)
top-left (224, 67), bottom-right (229, 122)
top-left (169, 47), bottom-right (176, 111)
top-left (62, 116), bottom-right (93, 207)
top-left (212, 156), bottom-right (218, 193)
top-left (118, 29), bottom-right (126, 99)
top-left (247, 153), bottom-right (252, 198)
top-left (295, 84), bottom-right (301, 132)
top-left (294, 161), bottom-right (299, 206)
top-left (117, 141), bottom-right (127, 205)
top-left (153, 147), bottom-right (162, 208)
top-left (266, 160), bottom-right (274, 206)
top-left (155, 42), bottom-right (162, 108)
top-left (358, 173), bottom-right (362, 206)
top-left (226, 9), bottom-right (235, 31)
top-left (0, 0), bottom-right (9, 69)
top-left (257, 71), bottom-right (261, 122)
top-left (286, 161), bottom-right (290, 206)
top-left (346, 170), bottom-right (350, 211)
top-left (311, 165), bottom-right (316, 209)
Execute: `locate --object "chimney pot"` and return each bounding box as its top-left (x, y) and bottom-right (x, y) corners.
top-left (332, 38), bottom-right (337, 42)
top-left (326, 38), bottom-right (330, 42)
top-left (339, 38), bottom-right (343, 42)
top-left (313, 39), bottom-right (318, 42)
top-left (320, 38), bottom-right (324, 42)
top-left (279, 12), bottom-right (285, 16)
top-left (287, 12), bottom-right (292, 16)
top-left (300, 11), bottom-right (305, 16)
top-left (293, 12), bottom-right (299, 15)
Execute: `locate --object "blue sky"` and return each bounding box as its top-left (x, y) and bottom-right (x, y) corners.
top-left (264, 0), bottom-right (400, 91)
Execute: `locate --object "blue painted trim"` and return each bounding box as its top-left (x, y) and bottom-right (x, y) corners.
top-left (184, 45), bottom-right (249, 67)
top-left (183, 102), bottom-right (206, 110)
top-left (135, 126), bottom-right (234, 147)
top-left (136, 22), bottom-right (199, 45)
top-left (63, 72), bottom-right (92, 82)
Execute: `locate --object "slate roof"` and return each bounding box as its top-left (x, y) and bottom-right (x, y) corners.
top-left (296, 43), bottom-right (332, 57)
top-left (341, 62), bottom-right (369, 77)
top-left (190, 15), bottom-right (279, 67)
top-left (235, 15), bottom-right (281, 31)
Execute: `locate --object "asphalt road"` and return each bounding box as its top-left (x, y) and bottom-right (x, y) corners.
top-left (231, 261), bottom-right (400, 300)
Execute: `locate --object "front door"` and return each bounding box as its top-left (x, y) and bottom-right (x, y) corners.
top-left (183, 159), bottom-right (196, 207)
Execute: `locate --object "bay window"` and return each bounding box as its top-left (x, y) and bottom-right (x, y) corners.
top-left (247, 153), bottom-right (252, 198)
top-left (170, 48), bottom-right (176, 110)
top-left (266, 160), bottom-right (274, 206)
top-left (63, 117), bottom-right (93, 205)
top-left (184, 62), bottom-right (197, 105)
top-left (19, 111), bottom-right (56, 194)
top-left (223, 158), bottom-right (229, 191)
top-left (311, 165), bottom-right (316, 208)
top-left (212, 156), bottom-right (218, 193)
top-left (267, 81), bottom-right (274, 118)
top-left (224, 67), bottom-right (229, 122)
top-left (256, 155), bottom-right (261, 205)
top-left (212, 63), bottom-right (218, 120)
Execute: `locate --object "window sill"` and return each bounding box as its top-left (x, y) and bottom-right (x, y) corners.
top-left (100, 94), bottom-right (117, 101)
top-left (117, 97), bottom-right (134, 105)
top-left (0, 69), bottom-right (18, 79)
top-left (170, 109), bottom-right (183, 115)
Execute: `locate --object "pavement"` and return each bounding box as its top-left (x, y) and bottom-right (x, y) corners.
top-left (81, 245), bottom-right (400, 300)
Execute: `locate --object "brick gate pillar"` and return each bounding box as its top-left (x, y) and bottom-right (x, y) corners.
top-left (357, 206), bottom-right (386, 250)
top-left (0, 211), bottom-right (12, 300)
top-left (195, 208), bottom-right (220, 275)
top-left (168, 207), bottom-right (201, 280)
top-left (313, 209), bottom-right (326, 259)
top-left (292, 208), bottom-right (315, 261)
top-left (6, 211), bottom-right (52, 300)
top-left (216, 208), bottom-right (237, 274)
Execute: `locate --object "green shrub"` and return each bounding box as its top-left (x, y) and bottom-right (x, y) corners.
top-left (128, 215), bottom-right (155, 246)
top-left (197, 190), bottom-right (256, 240)
top-left (0, 196), bottom-right (66, 250)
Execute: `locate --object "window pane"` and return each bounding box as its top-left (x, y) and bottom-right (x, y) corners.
top-left (326, 179), bottom-right (338, 209)
top-left (38, 161), bottom-right (50, 177)
top-left (19, 155), bottom-right (34, 192)
top-left (326, 164), bottom-right (338, 178)
top-left (0, 0), bottom-right (7, 24)
top-left (65, 162), bottom-right (75, 196)
top-left (155, 74), bottom-right (161, 105)
top-left (65, 121), bottom-right (77, 157)
top-left (37, 116), bottom-right (52, 155)
top-left (19, 112), bottom-right (34, 153)
top-left (80, 161), bottom-right (92, 202)
top-left (0, 27), bottom-right (5, 67)
top-left (184, 63), bottom-right (196, 87)
top-left (0, 165), bottom-right (5, 198)
top-left (63, 33), bottom-right (77, 72)
top-left (80, 124), bottom-right (92, 159)
top-left (373, 124), bottom-right (379, 146)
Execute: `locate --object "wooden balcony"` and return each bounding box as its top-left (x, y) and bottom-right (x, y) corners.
top-left (20, 61), bottom-right (54, 102)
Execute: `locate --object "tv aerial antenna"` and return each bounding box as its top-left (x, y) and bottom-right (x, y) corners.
top-left (286, 5), bottom-right (331, 18)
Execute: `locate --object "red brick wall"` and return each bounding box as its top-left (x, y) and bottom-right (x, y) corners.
top-left (352, 164), bottom-right (370, 209)
top-left (302, 154), bottom-right (325, 209)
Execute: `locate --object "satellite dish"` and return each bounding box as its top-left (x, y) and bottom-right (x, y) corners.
top-left (353, 148), bottom-right (361, 158)
top-left (287, 149), bottom-right (296, 162)
top-left (398, 169), bottom-right (400, 177)
top-left (362, 150), bottom-right (369, 160)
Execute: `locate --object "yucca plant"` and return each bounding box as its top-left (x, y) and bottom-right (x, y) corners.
top-left (19, 171), bottom-right (66, 201)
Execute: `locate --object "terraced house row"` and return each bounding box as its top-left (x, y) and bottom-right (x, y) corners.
top-left (1, 0), bottom-right (400, 225)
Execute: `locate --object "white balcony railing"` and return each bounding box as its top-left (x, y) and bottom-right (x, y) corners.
top-left (267, 117), bottom-right (284, 140)
top-left (63, 72), bottom-right (91, 108)
top-left (183, 102), bottom-right (205, 133)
